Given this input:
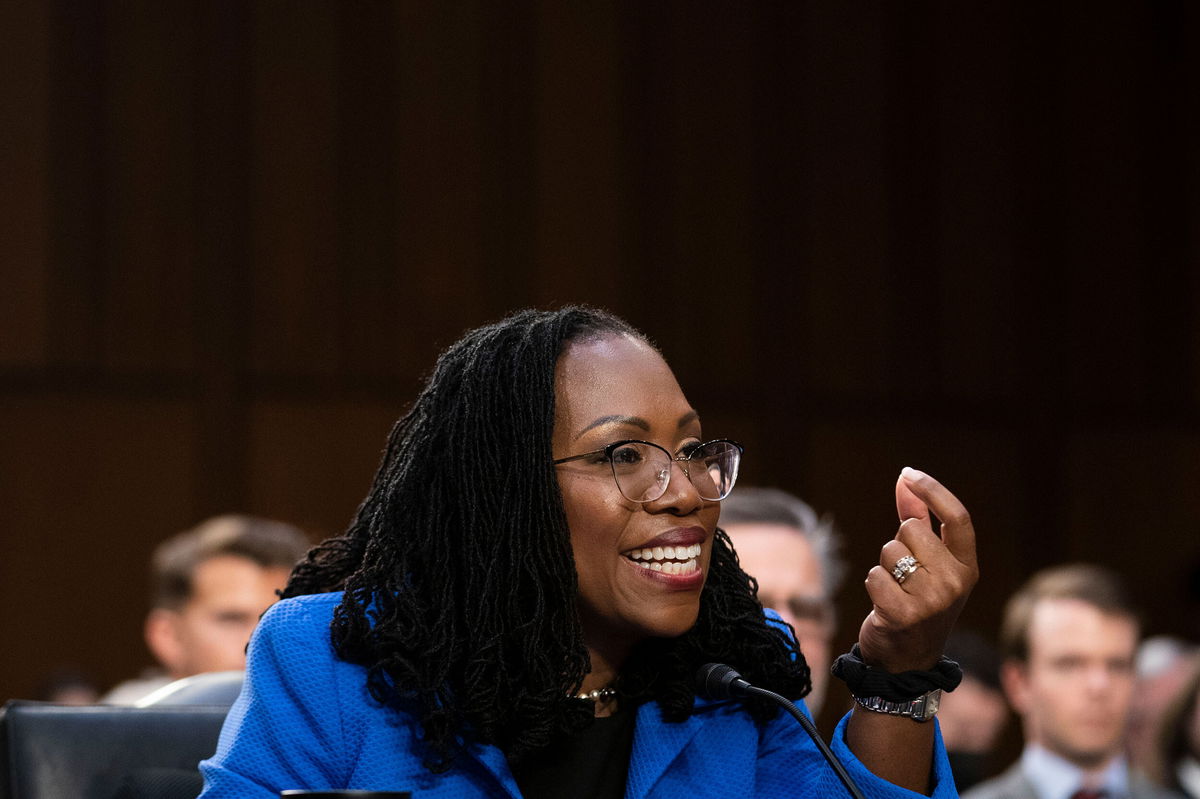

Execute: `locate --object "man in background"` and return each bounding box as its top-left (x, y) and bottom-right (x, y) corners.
top-left (719, 486), bottom-right (844, 716)
top-left (102, 515), bottom-right (310, 704)
top-left (963, 564), bottom-right (1182, 799)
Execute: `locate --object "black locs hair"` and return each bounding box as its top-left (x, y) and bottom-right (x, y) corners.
top-left (283, 306), bottom-right (810, 771)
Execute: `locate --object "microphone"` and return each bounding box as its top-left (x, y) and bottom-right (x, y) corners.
top-left (696, 664), bottom-right (866, 799)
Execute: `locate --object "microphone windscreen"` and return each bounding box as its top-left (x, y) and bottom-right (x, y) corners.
top-left (695, 663), bottom-right (740, 699)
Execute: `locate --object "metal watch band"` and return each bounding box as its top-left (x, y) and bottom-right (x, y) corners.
top-left (853, 688), bottom-right (942, 722)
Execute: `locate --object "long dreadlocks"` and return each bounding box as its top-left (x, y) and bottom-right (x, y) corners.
top-left (283, 306), bottom-right (811, 772)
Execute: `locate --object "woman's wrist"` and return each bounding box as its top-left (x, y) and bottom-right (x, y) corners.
top-left (831, 644), bottom-right (962, 702)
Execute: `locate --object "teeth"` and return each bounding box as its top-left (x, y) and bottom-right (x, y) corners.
top-left (628, 544), bottom-right (703, 562)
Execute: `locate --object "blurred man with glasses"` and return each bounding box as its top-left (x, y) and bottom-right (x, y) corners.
top-left (719, 487), bottom-right (844, 716)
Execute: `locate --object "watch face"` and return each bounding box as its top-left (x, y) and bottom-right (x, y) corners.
top-left (920, 690), bottom-right (941, 719)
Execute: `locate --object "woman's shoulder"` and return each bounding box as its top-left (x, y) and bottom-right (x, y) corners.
top-left (252, 591), bottom-right (346, 658)
top-left (260, 591), bottom-right (345, 627)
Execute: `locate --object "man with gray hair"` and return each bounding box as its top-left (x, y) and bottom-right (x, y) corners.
top-left (719, 486), bottom-right (845, 715)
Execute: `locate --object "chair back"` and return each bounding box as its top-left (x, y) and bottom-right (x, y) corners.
top-left (135, 670), bottom-right (244, 707)
top-left (0, 700), bottom-right (229, 799)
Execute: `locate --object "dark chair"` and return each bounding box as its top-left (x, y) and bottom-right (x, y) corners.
top-left (0, 701), bottom-right (230, 799)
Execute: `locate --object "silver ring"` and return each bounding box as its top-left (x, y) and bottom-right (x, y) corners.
top-left (892, 555), bottom-right (920, 584)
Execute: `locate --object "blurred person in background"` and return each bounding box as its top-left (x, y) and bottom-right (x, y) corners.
top-left (963, 564), bottom-right (1182, 799)
top-left (35, 665), bottom-right (100, 705)
top-left (1129, 637), bottom-right (1199, 776)
top-left (102, 514), bottom-right (310, 704)
top-left (938, 629), bottom-right (1010, 791)
top-left (1148, 654), bottom-right (1200, 797)
top-left (718, 486), bottom-right (845, 716)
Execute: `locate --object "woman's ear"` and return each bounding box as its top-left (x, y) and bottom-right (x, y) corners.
top-left (144, 607), bottom-right (185, 677)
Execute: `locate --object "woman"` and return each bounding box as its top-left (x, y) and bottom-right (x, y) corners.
top-left (199, 307), bottom-right (976, 797)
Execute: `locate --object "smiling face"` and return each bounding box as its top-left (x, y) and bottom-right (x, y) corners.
top-left (553, 333), bottom-right (720, 666)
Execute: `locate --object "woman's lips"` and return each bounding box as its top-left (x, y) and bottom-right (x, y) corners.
top-left (632, 526), bottom-right (706, 550)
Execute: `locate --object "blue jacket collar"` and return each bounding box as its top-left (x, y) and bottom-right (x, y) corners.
top-left (461, 696), bottom-right (729, 799)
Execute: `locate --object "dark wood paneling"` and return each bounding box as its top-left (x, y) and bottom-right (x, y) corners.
top-left (0, 396), bottom-right (197, 694)
top-left (247, 2), bottom-right (339, 379)
top-left (394, 3), bottom-right (490, 344)
top-left (102, 2), bottom-right (197, 374)
top-left (0, 1), bottom-right (50, 367)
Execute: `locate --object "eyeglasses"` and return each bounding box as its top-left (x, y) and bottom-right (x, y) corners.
top-left (553, 439), bottom-right (743, 503)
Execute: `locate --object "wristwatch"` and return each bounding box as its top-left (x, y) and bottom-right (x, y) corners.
top-left (853, 688), bottom-right (941, 722)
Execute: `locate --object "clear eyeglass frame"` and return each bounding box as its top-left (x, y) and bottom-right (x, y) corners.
top-left (553, 438), bottom-right (743, 503)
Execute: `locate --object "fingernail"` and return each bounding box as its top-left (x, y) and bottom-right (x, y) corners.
top-left (901, 466), bottom-right (928, 481)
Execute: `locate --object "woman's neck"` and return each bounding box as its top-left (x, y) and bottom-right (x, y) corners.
top-left (582, 640), bottom-right (630, 718)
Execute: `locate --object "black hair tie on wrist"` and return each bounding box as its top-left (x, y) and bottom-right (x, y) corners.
top-left (830, 644), bottom-right (963, 702)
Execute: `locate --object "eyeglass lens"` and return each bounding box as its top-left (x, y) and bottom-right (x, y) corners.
top-left (609, 440), bottom-right (740, 502)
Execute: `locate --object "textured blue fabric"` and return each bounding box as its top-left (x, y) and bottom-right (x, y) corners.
top-left (199, 593), bottom-right (957, 798)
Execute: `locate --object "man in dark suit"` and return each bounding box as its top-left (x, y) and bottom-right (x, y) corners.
top-left (963, 564), bottom-right (1182, 799)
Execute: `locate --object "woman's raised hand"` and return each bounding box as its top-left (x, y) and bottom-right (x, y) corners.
top-left (856, 467), bottom-right (979, 673)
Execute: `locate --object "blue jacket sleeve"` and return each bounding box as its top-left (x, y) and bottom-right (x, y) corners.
top-left (198, 596), bottom-right (351, 798)
top-left (753, 707), bottom-right (956, 798)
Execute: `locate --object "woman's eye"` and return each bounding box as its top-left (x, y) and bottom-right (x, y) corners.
top-left (678, 441), bottom-right (703, 458)
top-left (609, 446), bottom-right (644, 466)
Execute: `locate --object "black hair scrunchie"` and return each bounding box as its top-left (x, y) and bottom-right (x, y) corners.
top-left (831, 644), bottom-right (963, 702)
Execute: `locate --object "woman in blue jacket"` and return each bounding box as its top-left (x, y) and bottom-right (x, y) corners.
top-left (199, 307), bottom-right (977, 798)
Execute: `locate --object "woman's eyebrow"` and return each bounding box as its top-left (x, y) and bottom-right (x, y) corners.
top-left (574, 410), bottom-right (701, 441)
top-left (574, 414), bottom-right (649, 440)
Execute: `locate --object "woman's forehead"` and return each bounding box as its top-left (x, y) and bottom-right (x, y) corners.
top-left (554, 334), bottom-right (693, 433)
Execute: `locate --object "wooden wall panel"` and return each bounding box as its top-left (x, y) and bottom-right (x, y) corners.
top-left (247, 3), bottom-right (339, 378)
top-left (45, 1), bottom-right (108, 368)
top-left (936, 4), bottom-right (1023, 402)
top-left (1065, 429), bottom-right (1200, 642)
top-left (475, 2), bottom-right (540, 314)
top-left (0, 395), bottom-right (196, 696)
top-left (102, 3), bottom-right (197, 374)
top-left (800, 4), bottom-right (894, 398)
top-left (246, 398), bottom-right (401, 536)
top-left (533, 2), bottom-right (623, 309)
top-left (394, 3), bottom-right (489, 345)
top-left (1060, 6), bottom-right (1150, 406)
top-left (0, 1), bottom-right (50, 367)
top-left (655, 5), bottom-right (758, 383)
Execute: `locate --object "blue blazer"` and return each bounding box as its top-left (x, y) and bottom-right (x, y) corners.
top-left (199, 593), bottom-right (957, 798)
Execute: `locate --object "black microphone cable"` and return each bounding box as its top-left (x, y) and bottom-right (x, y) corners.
top-left (696, 663), bottom-right (867, 799)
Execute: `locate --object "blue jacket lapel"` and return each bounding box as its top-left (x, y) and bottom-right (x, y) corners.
top-left (461, 738), bottom-right (523, 799)
top-left (624, 699), bottom-right (718, 799)
top-left (460, 699), bottom-right (726, 799)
